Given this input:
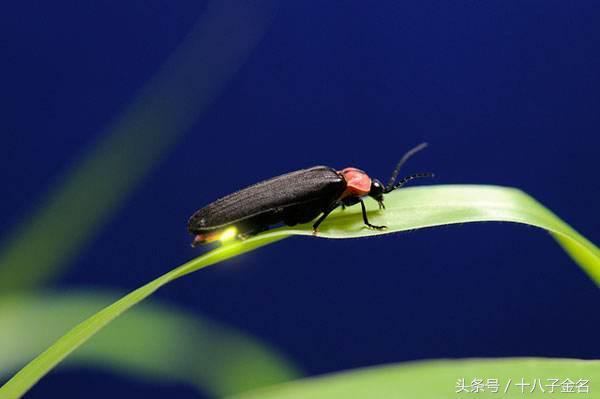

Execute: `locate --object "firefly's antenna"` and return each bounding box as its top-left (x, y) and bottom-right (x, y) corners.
top-left (385, 142), bottom-right (430, 192)
top-left (391, 172), bottom-right (435, 192)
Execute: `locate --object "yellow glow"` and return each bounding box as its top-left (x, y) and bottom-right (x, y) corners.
top-left (219, 226), bottom-right (238, 243)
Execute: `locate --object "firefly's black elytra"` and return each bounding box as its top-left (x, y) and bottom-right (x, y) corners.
top-left (188, 143), bottom-right (434, 246)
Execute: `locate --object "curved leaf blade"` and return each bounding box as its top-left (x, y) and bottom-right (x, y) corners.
top-left (1, 185), bottom-right (598, 398)
top-left (227, 358), bottom-right (600, 399)
top-left (305, 185), bottom-right (600, 283)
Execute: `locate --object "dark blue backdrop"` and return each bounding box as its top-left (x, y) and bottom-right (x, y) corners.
top-left (1, 1), bottom-right (599, 397)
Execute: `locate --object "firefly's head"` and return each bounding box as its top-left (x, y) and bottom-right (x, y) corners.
top-left (368, 178), bottom-right (385, 203)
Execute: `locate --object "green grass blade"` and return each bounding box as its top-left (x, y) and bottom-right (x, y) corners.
top-left (299, 185), bottom-right (600, 283)
top-left (0, 0), bottom-right (273, 292)
top-left (0, 234), bottom-right (287, 399)
top-left (1, 185), bottom-right (598, 398)
top-left (0, 291), bottom-right (300, 397)
top-left (227, 358), bottom-right (600, 399)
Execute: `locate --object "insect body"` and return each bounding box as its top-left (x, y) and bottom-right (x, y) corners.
top-left (188, 143), bottom-right (433, 246)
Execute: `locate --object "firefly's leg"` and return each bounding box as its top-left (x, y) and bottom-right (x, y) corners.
top-left (359, 199), bottom-right (386, 230)
top-left (312, 202), bottom-right (342, 233)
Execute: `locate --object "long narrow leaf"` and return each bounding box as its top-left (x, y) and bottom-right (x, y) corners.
top-left (1, 185), bottom-right (598, 398)
top-left (228, 358), bottom-right (600, 399)
top-left (0, 0), bottom-right (273, 292)
top-left (0, 291), bottom-right (300, 397)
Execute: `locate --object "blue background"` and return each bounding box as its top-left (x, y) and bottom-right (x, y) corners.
top-left (1, 1), bottom-right (599, 397)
